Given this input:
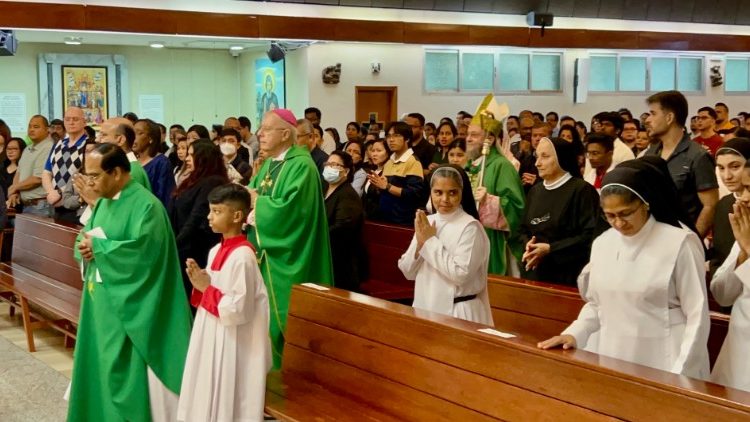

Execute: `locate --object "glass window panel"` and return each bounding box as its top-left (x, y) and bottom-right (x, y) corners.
top-left (726, 59), bottom-right (750, 92)
top-left (589, 56), bottom-right (617, 92)
top-left (531, 54), bottom-right (561, 91)
top-left (651, 57), bottom-right (676, 91)
top-left (425, 51), bottom-right (458, 91)
top-left (461, 53), bottom-right (494, 90)
top-left (498, 53), bottom-right (529, 91)
top-left (619, 57), bottom-right (647, 91)
top-left (678, 58), bottom-right (702, 92)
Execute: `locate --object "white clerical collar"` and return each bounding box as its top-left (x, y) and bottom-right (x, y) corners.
top-left (391, 148), bottom-right (414, 163)
top-left (272, 146), bottom-right (291, 161)
top-left (472, 156), bottom-right (483, 166)
top-left (434, 207), bottom-right (463, 223)
top-left (126, 151), bottom-right (138, 163)
top-left (543, 172), bottom-right (572, 190)
top-left (622, 215), bottom-right (656, 243)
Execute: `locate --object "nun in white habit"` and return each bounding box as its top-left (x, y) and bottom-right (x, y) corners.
top-left (398, 165), bottom-right (493, 326)
top-left (538, 157), bottom-right (710, 380)
top-left (711, 157), bottom-right (750, 392)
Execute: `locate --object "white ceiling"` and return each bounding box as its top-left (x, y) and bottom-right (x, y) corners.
top-left (13, 29), bottom-right (273, 51)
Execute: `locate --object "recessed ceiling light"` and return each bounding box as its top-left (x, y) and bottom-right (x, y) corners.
top-left (229, 45), bottom-right (244, 51)
top-left (149, 41), bottom-right (165, 48)
top-left (64, 36), bottom-right (82, 45)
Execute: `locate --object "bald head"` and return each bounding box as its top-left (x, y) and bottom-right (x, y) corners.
top-left (64, 107), bottom-right (85, 139)
top-left (100, 117), bottom-right (135, 151)
top-left (224, 117), bottom-right (240, 132)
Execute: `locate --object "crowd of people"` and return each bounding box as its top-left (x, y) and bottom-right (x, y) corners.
top-left (4, 89), bottom-right (750, 420)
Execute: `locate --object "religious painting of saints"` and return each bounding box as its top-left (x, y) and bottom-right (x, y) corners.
top-left (254, 58), bottom-right (285, 127)
top-left (61, 65), bottom-right (108, 128)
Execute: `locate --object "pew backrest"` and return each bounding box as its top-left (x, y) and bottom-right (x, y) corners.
top-left (282, 285), bottom-right (750, 421)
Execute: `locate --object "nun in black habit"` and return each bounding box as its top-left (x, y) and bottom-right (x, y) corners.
top-left (520, 137), bottom-right (608, 287)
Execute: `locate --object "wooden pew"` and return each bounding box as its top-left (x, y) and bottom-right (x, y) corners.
top-left (0, 214), bottom-right (81, 351)
top-left (1, 208), bottom-right (16, 262)
top-left (360, 221), bottom-right (414, 301)
top-left (266, 285), bottom-right (750, 421)
top-left (487, 275), bottom-right (731, 368)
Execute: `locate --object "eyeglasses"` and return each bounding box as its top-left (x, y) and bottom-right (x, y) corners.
top-left (324, 162), bottom-right (345, 169)
top-left (259, 126), bottom-right (285, 134)
top-left (602, 203), bottom-right (644, 223)
top-left (82, 170), bottom-right (111, 182)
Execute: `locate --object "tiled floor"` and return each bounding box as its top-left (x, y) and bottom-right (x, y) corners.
top-left (0, 302), bottom-right (74, 378)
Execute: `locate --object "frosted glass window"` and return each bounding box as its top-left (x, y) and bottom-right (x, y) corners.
top-left (651, 58), bottom-right (676, 91)
top-left (726, 59), bottom-right (750, 92)
top-left (498, 54), bottom-right (529, 91)
top-left (531, 54), bottom-right (561, 91)
top-left (589, 56), bottom-right (616, 92)
top-left (425, 51), bottom-right (458, 91)
top-left (678, 58), bottom-right (702, 92)
top-left (619, 57), bottom-right (647, 91)
top-left (461, 53), bottom-right (494, 90)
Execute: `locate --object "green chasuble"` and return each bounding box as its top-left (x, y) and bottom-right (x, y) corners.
top-left (130, 160), bottom-right (152, 191)
top-left (247, 145), bottom-right (334, 369)
top-left (68, 180), bottom-right (192, 422)
top-left (467, 148), bottom-right (526, 275)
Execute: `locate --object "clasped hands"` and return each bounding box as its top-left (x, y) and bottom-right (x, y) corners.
top-left (413, 210), bottom-right (436, 256)
top-left (185, 258), bottom-right (210, 292)
top-left (367, 173), bottom-right (388, 190)
top-left (78, 233), bottom-right (94, 261)
top-left (729, 201), bottom-right (750, 265)
top-left (521, 236), bottom-right (550, 271)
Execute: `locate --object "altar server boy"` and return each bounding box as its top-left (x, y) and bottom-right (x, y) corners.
top-left (177, 184), bottom-right (272, 422)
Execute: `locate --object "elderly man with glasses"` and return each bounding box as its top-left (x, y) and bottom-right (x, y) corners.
top-left (247, 109), bottom-right (333, 369)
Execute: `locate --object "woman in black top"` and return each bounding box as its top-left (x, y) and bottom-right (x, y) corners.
top-left (168, 140), bottom-right (229, 301)
top-left (520, 137), bottom-right (607, 287)
top-left (324, 151), bottom-right (364, 291)
top-left (362, 138), bottom-right (391, 220)
top-left (0, 137), bottom-right (25, 199)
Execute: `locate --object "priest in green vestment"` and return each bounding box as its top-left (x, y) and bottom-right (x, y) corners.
top-left (247, 109), bottom-right (333, 369)
top-left (98, 117), bottom-right (152, 191)
top-left (68, 143), bottom-right (192, 421)
top-left (464, 99), bottom-right (526, 276)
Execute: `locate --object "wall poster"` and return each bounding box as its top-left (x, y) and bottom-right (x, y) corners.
top-left (255, 58), bottom-right (285, 127)
top-left (62, 65), bottom-right (108, 128)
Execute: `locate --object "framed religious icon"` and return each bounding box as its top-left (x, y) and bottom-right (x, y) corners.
top-left (61, 65), bottom-right (108, 128)
top-left (254, 58), bottom-right (285, 128)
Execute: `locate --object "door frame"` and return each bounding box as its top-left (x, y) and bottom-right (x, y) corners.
top-left (354, 86), bottom-right (398, 124)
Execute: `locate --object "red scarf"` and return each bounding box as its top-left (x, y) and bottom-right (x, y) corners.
top-left (190, 235), bottom-right (255, 308)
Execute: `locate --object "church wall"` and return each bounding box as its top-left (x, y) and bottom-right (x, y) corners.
top-left (305, 42), bottom-right (741, 134)
top-left (0, 42), bottom-right (244, 129)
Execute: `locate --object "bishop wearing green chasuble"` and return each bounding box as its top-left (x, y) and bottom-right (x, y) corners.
top-left (465, 114), bottom-right (526, 276)
top-left (247, 109), bottom-right (334, 369)
top-left (69, 143), bottom-right (192, 421)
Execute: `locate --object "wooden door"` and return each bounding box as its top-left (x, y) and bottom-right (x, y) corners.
top-left (355, 86), bottom-right (397, 132)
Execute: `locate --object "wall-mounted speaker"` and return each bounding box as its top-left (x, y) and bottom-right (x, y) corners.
top-left (267, 43), bottom-right (285, 63)
top-left (0, 30), bottom-right (18, 56)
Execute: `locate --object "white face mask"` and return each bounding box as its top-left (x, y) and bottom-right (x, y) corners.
top-left (220, 142), bottom-right (237, 156)
top-left (322, 166), bottom-right (341, 183)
